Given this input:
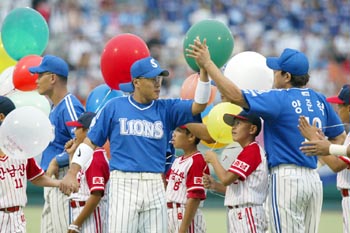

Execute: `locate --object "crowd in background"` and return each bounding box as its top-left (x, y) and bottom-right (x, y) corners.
top-left (1, 0), bottom-right (349, 104)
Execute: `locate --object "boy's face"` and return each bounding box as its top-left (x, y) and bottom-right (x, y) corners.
top-left (171, 127), bottom-right (192, 149)
top-left (74, 127), bottom-right (88, 145)
top-left (231, 119), bottom-right (255, 142)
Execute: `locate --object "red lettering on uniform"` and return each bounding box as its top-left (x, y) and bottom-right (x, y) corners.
top-left (93, 177), bottom-right (104, 185)
top-left (232, 159), bottom-right (250, 172)
top-left (194, 177), bottom-right (202, 185)
top-left (238, 212), bottom-right (242, 220)
top-left (178, 212), bottom-right (183, 220)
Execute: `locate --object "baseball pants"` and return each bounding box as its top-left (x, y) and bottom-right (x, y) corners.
top-left (227, 204), bottom-right (267, 233)
top-left (41, 166), bottom-right (69, 233)
top-left (167, 205), bottom-right (206, 233)
top-left (0, 208), bottom-right (25, 233)
top-left (108, 170), bottom-right (167, 233)
top-left (269, 165), bottom-right (322, 233)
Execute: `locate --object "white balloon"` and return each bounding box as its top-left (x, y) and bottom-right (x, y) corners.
top-left (224, 51), bottom-right (273, 90)
top-left (7, 90), bottom-right (51, 116)
top-left (0, 106), bottom-right (54, 159)
top-left (0, 66), bottom-right (15, 95)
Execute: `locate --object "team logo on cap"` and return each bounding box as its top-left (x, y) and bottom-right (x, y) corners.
top-left (150, 58), bottom-right (158, 68)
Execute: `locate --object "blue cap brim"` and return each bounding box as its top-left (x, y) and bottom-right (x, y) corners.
top-left (266, 57), bottom-right (281, 70)
top-left (29, 66), bottom-right (45, 74)
top-left (142, 68), bottom-right (169, 78)
top-left (119, 82), bottom-right (134, 93)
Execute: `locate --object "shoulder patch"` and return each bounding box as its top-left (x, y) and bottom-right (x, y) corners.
top-left (232, 159), bottom-right (250, 172)
top-left (92, 176), bottom-right (104, 185)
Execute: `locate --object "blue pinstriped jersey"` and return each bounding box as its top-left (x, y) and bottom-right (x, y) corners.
top-left (243, 88), bottom-right (344, 169)
top-left (41, 94), bottom-right (84, 170)
top-left (87, 95), bottom-right (201, 173)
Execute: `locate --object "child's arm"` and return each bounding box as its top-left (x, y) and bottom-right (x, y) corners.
top-left (31, 174), bottom-right (60, 187)
top-left (203, 173), bottom-right (226, 193)
top-left (205, 150), bottom-right (239, 186)
top-left (179, 197), bottom-right (201, 233)
top-left (69, 191), bottom-right (102, 232)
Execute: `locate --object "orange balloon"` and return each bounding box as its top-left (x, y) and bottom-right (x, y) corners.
top-left (13, 55), bottom-right (42, 91)
top-left (180, 73), bottom-right (217, 105)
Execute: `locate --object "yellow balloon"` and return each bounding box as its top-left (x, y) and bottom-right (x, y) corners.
top-left (0, 36), bottom-right (16, 73)
top-left (200, 115), bottom-right (228, 149)
top-left (206, 102), bottom-right (242, 144)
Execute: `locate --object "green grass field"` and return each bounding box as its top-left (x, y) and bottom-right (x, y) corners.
top-left (24, 205), bottom-right (342, 232)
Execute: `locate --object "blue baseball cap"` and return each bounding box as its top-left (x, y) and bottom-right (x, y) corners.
top-left (29, 55), bottom-right (69, 78)
top-left (266, 48), bottom-right (309, 76)
top-left (327, 84), bottom-right (350, 105)
top-left (119, 56), bottom-right (169, 92)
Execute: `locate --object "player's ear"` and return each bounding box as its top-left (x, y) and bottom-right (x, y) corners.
top-left (249, 124), bottom-right (258, 136)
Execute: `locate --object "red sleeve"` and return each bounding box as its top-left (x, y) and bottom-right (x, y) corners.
top-left (85, 149), bottom-right (110, 196)
top-left (228, 143), bottom-right (262, 181)
top-left (186, 153), bottom-right (209, 200)
top-left (26, 158), bottom-right (44, 181)
top-left (339, 156), bottom-right (350, 168)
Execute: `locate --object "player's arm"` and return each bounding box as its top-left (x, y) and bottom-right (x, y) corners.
top-left (60, 137), bottom-right (97, 195)
top-left (204, 150), bottom-right (239, 186)
top-left (68, 191), bottom-right (102, 233)
top-left (31, 174), bottom-right (61, 187)
top-left (186, 38), bottom-right (248, 109)
top-left (191, 66), bottom-right (211, 115)
top-left (185, 123), bottom-right (215, 143)
top-left (203, 173), bottom-right (226, 193)
top-left (319, 156), bottom-right (349, 172)
top-left (179, 197), bottom-right (201, 233)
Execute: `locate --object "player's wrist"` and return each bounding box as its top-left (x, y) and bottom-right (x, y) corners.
top-left (329, 144), bottom-right (348, 156)
top-left (71, 143), bottom-right (93, 167)
top-left (194, 79), bottom-right (211, 104)
top-left (68, 224), bottom-right (81, 232)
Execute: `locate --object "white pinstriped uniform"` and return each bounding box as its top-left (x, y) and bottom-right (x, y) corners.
top-left (0, 156), bottom-right (44, 233)
top-left (224, 142), bottom-right (268, 233)
top-left (337, 133), bottom-right (350, 233)
top-left (69, 149), bottom-right (109, 233)
top-left (166, 152), bottom-right (209, 233)
top-left (41, 94), bottom-right (84, 233)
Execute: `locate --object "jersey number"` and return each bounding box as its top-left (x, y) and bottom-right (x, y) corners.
top-left (15, 179), bottom-right (23, 189)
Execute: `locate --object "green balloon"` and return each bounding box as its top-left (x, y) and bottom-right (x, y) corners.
top-left (1, 7), bottom-right (49, 61)
top-left (183, 19), bottom-right (234, 72)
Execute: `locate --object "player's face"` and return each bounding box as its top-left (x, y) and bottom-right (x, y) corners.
top-left (171, 127), bottom-right (191, 149)
top-left (135, 76), bottom-right (163, 102)
top-left (272, 70), bottom-right (287, 89)
top-left (231, 119), bottom-right (254, 145)
top-left (36, 72), bottom-right (54, 95)
top-left (74, 127), bottom-right (88, 144)
top-left (337, 104), bottom-right (350, 131)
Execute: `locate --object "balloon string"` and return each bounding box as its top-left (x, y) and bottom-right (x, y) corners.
top-left (95, 89), bottom-right (112, 113)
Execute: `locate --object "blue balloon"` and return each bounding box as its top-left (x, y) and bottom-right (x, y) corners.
top-left (86, 84), bottom-right (123, 112)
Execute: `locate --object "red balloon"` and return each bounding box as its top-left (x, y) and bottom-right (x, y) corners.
top-left (100, 33), bottom-right (150, 90)
top-left (13, 55), bottom-right (42, 91)
top-left (180, 73), bottom-right (217, 105)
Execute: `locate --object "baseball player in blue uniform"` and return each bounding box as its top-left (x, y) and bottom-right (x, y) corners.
top-left (60, 55), bottom-right (211, 232)
top-left (29, 55), bottom-right (84, 233)
top-left (187, 39), bottom-right (346, 233)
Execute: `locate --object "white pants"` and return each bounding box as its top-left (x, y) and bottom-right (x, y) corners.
top-left (268, 165), bottom-right (322, 233)
top-left (167, 205), bottom-right (206, 233)
top-left (227, 205), bottom-right (267, 233)
top-left (108, 170), bottom-right (167, 233)
top-left (41, 167), bottom-right (69, 233)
